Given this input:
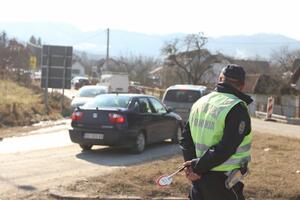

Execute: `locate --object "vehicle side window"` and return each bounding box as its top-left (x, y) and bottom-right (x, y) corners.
top-left (149, 98), bottom-right (167, 114)
top-left (132, 101), bottom-right (140, 112)
top-left (139, 98), bottom-right (152, 113)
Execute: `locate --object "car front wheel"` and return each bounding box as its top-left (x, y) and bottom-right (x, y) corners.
top-left (171, 126), bottom-right (182, 144)
top-left (79, 144), bottom-right (93, 151)
top-left (130, 132), bottom-right (146, 154)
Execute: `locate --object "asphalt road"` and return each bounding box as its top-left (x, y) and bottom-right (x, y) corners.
top-left (0, 121), bottom-right (181, 199)
top-left (251, 118), bottom-right (300, 139)
top-left (0, 117), bottom-right (299, 199)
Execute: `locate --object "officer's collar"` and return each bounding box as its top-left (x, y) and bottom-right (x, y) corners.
top-left (215, 82), bottom-right (253, 105)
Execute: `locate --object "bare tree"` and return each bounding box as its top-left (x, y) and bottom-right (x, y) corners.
top-left (37, 37), bottom-right (42, 46)
top-left (270, 46), bottom-right (300, 82)
top-left (116, 55), bottom-right (160, 86)
top-left (29, 35), bottom-right (37, 45)
top-left (0, 42), bottom-right (9, 78)
top-left (271, 46), bottom-right (300, 71)
top-left (0, 31), bottom-right (8, 48)
top-left (161, 32), bottom-right (221, 84)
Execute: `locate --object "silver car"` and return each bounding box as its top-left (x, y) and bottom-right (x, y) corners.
top-left (162, 84), bottom-right (210, 122)
top-left (71, 85), bottom-right (108, 110)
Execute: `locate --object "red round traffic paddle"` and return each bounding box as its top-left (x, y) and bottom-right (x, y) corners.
top-left (155, 166), bottom-right (186, 187)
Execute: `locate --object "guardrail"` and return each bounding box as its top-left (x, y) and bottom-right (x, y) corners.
top-left (255, 111), bottom-right (300, 125)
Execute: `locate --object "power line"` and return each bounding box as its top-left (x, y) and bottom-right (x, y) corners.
top-left (73, 30), bottom-right (107, 46)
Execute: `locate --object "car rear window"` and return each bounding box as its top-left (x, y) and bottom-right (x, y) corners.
top-left (164, 90), bottom-right (201, 103)
top-left (79, 88), bottom-right (107, 97)
top-left (83, 95), bottom-right (131, 108)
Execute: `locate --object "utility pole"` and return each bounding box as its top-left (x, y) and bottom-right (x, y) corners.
top-left (106, 28), bottom-right (110, 64)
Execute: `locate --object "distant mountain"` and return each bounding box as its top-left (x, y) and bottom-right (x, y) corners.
top-left (207, 34), bottom-right (300, 59)
top-left (1, 22), bottom-right (300, 59)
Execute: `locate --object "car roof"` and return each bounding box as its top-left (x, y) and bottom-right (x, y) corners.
top-left (79, 85), bottom-right (108, 90)
top-left (166, 84), bottom-right (207, 91)
top-left (72, 76), bottom-right (88, 80)
top-left (98, 93), bottom-right (155, 98)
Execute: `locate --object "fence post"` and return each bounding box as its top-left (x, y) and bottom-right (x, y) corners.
top-left (297, 96), bottom-right (300, 118)
top-left (265, 96), bottom-right (275, 121)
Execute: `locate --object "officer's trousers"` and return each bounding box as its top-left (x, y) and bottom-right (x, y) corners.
top-left (188, 171), bottom-right (245, 200)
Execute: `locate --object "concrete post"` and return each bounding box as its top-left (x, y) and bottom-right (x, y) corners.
top-left (296, 96), bottom-right (300, 118)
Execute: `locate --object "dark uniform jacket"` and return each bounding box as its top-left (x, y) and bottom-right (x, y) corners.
top-left (179, 82), bottom-right (253, 175)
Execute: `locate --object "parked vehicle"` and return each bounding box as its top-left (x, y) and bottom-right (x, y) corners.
top-left (69, 93), bottom-right (182, 153)
top-left (71, 85), bottom-right (108, 110)
top-left (162, 84), bottom-right (210, 122)
top-left (71, 76), bottom-right (90, 90)
top-left (98, 72), bottom-right (129, 93)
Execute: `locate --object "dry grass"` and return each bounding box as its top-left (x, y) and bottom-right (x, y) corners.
top-left (0, 80), bottom-right (39, 105)
top-left (245, 132), bottom-right (300, 200)
top-left (59, 132), bottom-right (300, 200)
top-left (0, 80), bottom-right (71, 129)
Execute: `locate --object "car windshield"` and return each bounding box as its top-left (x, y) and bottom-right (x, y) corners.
top-left (83, 95), bottom-right (131, 108)
top-left (164, 90), bottom-right (201, 103)
top-left (78, 88), bottom-right (107, 97)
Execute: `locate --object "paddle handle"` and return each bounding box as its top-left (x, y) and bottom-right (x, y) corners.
top-left (168, 165), bottom-right (186, 177)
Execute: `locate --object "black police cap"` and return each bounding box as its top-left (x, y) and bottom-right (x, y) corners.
top-left (221, 64), bottom-right (245, 83)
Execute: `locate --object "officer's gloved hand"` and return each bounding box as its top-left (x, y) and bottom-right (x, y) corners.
top-left (183, 161), bottom-right (201, 182)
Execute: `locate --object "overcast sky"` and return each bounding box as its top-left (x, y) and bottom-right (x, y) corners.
top-left (1, 0), bottom-right (300, 39)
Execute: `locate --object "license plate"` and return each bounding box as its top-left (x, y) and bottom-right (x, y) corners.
top-left (83, 133), bottom-right (104, 140)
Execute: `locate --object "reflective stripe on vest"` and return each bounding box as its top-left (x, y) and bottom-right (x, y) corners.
top-left (189, 91), bottom-right (252, 172)
top-left (195, 143), bottom-right (251, 154)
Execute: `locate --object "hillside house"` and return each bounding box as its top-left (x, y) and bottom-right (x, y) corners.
top-left (101, 58), bottom-right (123, 72)
top-left (148, 66), bottom-right (164, 87)
top-left (231, 59), bottom-right (270, 74)
top-left (243, 74), bottom-right (279, 116)
top-left (244, 73), bottom-right (300, 118)
top-left (164, 48), bottom-right (271, 87)
top-left (72, 61), bottom-right (86, 78)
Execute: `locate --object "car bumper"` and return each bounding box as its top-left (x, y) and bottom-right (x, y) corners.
top-left (69, 129), bottom-right (137, 147)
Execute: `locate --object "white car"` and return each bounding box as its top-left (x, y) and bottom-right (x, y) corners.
top-left (71, 85), bottom-right (108, 110)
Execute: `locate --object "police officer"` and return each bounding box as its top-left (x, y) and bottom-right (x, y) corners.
top-left (180, 64), bottom-right (253, 200)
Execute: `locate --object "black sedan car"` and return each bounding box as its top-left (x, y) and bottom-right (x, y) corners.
top-left (69, 93), bottom-right (183, 153)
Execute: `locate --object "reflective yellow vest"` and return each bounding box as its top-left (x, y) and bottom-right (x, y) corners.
top-left (189, 91), bottom-right (252, 172)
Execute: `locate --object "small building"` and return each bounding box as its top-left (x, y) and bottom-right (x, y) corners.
top-left (72, 61), bottom-right (86, 78)
top-left (148, 66), bottom-right (164, 87)
top-left (101, 58), bottom-right (123, 72)
top-left (244, 74), bottom-right (300, 118)
top-left (230, 59), bottom-right (270, 75)
top-left (243, 74), bottom-right (278, 116)
top-left (201, 59), bottom-right (270, 87)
